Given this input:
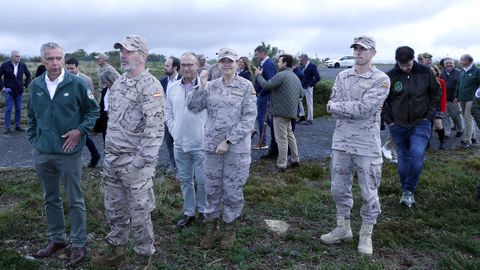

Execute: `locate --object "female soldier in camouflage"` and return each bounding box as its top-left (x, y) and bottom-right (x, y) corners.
top-left (187, 48), bottom-right (257, 249)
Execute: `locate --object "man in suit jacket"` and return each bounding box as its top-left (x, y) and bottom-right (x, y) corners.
top-left (298, 54), bottom-right (320, 125)
top-left (253, 46), bottom-right (277, 155)
top-left (0, 50), bottom-right (31, 133)
top-left (160, 56), bottom-right (182, 175)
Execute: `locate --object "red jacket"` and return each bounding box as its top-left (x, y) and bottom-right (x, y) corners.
top-left (438, 78), bottom-right (447, 112)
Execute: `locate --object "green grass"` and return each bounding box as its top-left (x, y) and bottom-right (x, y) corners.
top-left (1, 144), bottom-right (480, 269)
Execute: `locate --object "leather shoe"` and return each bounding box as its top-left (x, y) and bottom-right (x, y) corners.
top-left (34, 241), bottom-right (67, 258)
top-left (260, 150), bottom-right (278, 160)
top-left (69, 247), bottom-right (86, 266)
top-left (177, 215), bottom-right (195, 228)
top-left (88, 153), bottom-right (100, 168)
top-left (3, 128), bottom-right (10, 134)
top-left (15, 126), bottom-right (25, 132)
top-left (296, 116), bottom-right (306, 123)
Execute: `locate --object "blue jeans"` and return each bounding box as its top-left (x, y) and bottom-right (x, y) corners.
top-left (390, 119), bottom-right (432, 193)
top-left (256, 95), bottom-right (271, 145)
top-left (4, 93), bottom-right (22, 128)
top-left (174, 148), bottom-right (207, 216)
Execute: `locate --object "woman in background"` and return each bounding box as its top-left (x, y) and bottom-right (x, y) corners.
top-left (95, 70), bottom-right (119, 142)
top-left (237, 56), bottom-right (252, 81)
top-left (431, 65), bottom-right (447, 149)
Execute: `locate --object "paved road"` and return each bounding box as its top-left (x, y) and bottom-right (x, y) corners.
top-left (318, 65), bottom-right (394, 81)
top-left (0, 115), bottom-right (467, 169)
top-left (0, 64), bottom-right (468, 169)
top-left (0, 118), bottom-right (337, 169)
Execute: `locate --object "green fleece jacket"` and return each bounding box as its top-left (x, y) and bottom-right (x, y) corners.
top-left (455, 65), bottom-right (480, 102)
top-left (27, 70), bottom-right (99, 155)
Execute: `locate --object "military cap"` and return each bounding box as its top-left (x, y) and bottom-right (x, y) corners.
top-left (114, 35), bottom-right (148, 54)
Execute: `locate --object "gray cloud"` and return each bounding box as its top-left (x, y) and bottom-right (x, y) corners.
top-left (0, 0), bottom-right (476, 63)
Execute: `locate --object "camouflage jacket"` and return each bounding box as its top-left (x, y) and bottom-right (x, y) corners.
top-left (105, 70), bottom-right (165, 167)
top-left (187, 76), bottom-right (257, 153)
top-left (328, 66), bottom-right (390, 157)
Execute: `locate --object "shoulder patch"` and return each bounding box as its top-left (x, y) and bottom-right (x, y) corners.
top-left (382, 82), bottom-right (390, 89)
top-left (87, 89), bottom-right (95, 99)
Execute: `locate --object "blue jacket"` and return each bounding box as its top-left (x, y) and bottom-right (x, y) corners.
top-left (27, 71), bottom-right (99, 155)
top-left (255, 57), bottom-right (276, 96)
top-left (302, 62), bottom-right (320, 89)
top-left (0, 60), bottom-right (31, 95)
top-left (293, 66), bottom-right (304, 82)
top-left (160, 74), bottom-right (182, 94)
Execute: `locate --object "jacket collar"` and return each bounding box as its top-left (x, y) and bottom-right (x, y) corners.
top-left (36, 70), bottom-right (73, 93)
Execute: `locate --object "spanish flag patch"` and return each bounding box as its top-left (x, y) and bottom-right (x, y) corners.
top-left (153, 91), bottom-right (163, 98)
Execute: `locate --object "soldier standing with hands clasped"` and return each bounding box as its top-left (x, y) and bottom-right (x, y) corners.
top-left (321, 36), bottom-right (390, 256)
top-left (91, 35), bottom-right (165, 269)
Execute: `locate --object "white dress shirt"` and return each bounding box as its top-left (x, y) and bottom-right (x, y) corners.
top-left (45, 68), bottom-right (65, 100)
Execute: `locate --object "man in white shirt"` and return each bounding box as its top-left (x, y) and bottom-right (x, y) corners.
top-left (165, 52), bottom-right (208, 228)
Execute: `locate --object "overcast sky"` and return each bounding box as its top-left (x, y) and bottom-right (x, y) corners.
top-left (1, 0), bottom-right (479, 63)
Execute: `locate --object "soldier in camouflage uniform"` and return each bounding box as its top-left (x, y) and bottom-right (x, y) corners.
top-left (91, 35), bottom-right (165, 269)
top-left (95, 52), bottom-right (120, 101)
top-left (187, 48), bottom-right (257, 250)
top-left (320, 36), bottom-right (390, 256)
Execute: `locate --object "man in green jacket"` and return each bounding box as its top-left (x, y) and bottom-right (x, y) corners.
top-left (255, 54), bottom-right (303, 172)
top-left (28, 42), bottom-right (99, 266)
top-left (454, 54), bottom-right (480, 147)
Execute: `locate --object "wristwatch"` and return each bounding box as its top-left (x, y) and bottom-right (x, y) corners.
top-left (225, 139), bottom-right (232, 145)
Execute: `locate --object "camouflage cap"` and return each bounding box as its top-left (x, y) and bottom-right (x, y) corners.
top-left (350, 35), bottom-right (376, 50)
top-left (422, 52), bottom-right (433, 59)
top-left (94, 53), bottom-right (109, 60)
top-left (114, 35), bottom-right (148, 54)
top-left (217, 48), bottom-right (238, 62)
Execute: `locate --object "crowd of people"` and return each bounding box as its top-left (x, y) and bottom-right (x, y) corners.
top-left (1, 34), bottom-right (480, 268)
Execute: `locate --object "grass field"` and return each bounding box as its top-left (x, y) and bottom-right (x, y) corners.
top-left (0, 147), bottom-right (479, 269)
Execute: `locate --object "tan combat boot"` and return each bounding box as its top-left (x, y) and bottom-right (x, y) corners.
top-left (220, 221), bottom-right (237, 250)
top-left (320, 216), bottom-right (353, 244)
top-left (358, 223), bottom-right (374, 256)
top-left (90, 244), bottom-right (127, 267)
top-left (200, 218), bottom-right (220, 249)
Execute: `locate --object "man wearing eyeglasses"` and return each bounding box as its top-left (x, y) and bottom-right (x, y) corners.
top-left (321, 36), bottom-right (390, 256)
top-left (382, 46), bottom-right (440, 208)
top-left (165, 52), bottom-right (208, 230)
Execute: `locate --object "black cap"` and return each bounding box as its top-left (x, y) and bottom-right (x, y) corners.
top-left (395, 46), bottom-right (415, 64)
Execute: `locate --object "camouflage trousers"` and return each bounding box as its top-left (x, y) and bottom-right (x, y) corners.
top-left (102, 152), bottom-right (156, 256)
top-left (330, 150), bottom-right (382, 224)
top-left (204, 151), bottom-right (251, 223)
